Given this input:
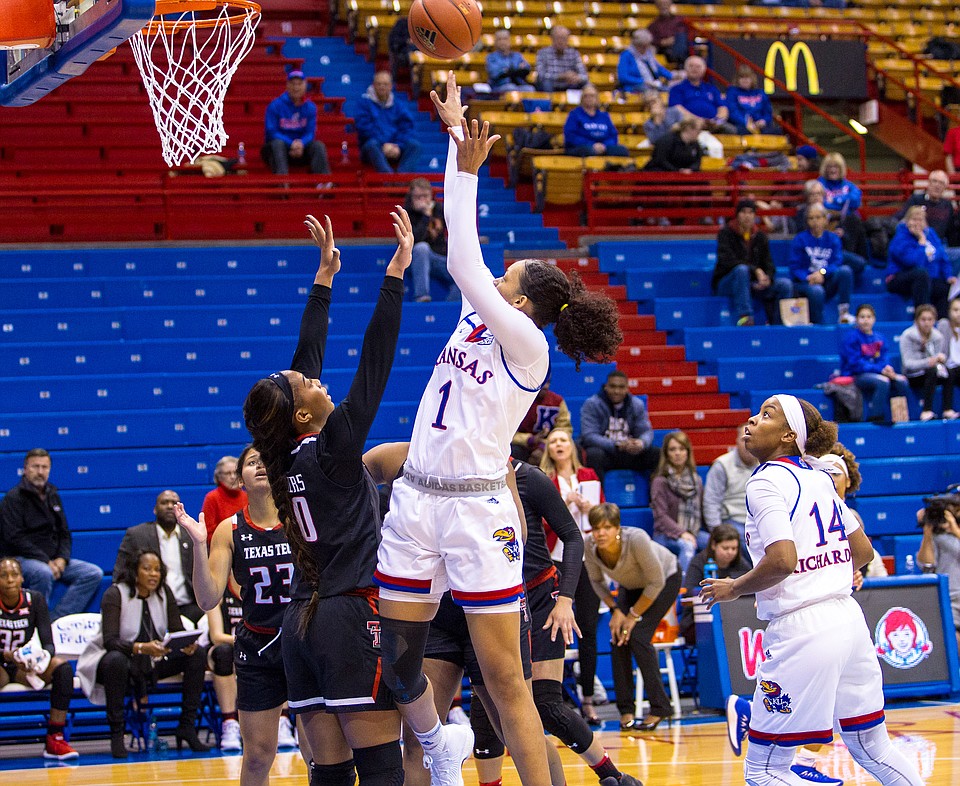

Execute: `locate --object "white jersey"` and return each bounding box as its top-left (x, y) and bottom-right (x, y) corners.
top-left (406, 132), bottom-right (550, 480)
top-left (744, 456), bottom-right (861, 620)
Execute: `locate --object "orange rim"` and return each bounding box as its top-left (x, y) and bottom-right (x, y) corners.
top-left (144, 0), bottom-right (260, 33)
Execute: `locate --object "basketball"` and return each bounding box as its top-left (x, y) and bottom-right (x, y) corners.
top-left (407, 0), bottom-right (482, 61)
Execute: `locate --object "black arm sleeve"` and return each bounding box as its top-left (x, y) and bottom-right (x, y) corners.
top-left (32, 593), bottom-right (56, 658)
top-left (289, 284), bottom-right (332, 379)
top-left (100, 585), bottom-right (133, 656)
top-left (526, 467), bottom-right (584, 599)
top-left (321, 276), bottom-right (405, 482)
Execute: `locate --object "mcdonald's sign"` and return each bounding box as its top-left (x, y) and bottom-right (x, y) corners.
top-left (764, 41), bottom-right (819, 95)
top-left (714, 38), bottom-right (866, 99)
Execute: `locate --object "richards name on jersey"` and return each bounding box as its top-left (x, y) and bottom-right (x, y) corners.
top-left (793, 546), bottom-right (852, 575)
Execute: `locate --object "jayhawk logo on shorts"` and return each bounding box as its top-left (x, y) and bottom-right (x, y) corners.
top-left (493, 527), bottom-right (520, 563)
top-left (759, 680), bottom-right (793, 714)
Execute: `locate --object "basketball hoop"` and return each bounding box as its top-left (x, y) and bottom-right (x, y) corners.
top-left (129, 0), bottom-right (261, 167)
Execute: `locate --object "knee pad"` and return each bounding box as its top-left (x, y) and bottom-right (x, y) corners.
top-left (50, 662), bottom-right (74, 711)
top-left (309, 758), bottom-right (356, 786)
top-left (469, 696), bottom-right (505, 759)
top-left (379, 618), bottom-right (429, 704)
top-left (354, 740), bottom-right (404, 786)
top-left (532, 679), bottom-right (594, 754)
top-left (210, 643), bottom-right (234, 676)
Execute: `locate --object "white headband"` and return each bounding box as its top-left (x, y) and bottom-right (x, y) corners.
top-left (817, 453), bottom-right (849, 477)
top-left (774, 394), bottom-right (807, 455)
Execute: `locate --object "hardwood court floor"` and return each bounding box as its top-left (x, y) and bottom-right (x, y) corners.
top-left (4, 703), bottom-right (959, 786)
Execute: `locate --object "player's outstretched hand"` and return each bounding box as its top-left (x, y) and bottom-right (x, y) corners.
top-left (174, 502), bottom-right (207, 546)
top-left (450, 119), bottom-right (500, 176)
top-left (386, 205), bottom-right (414, 278)
top-left (305, 214), bottom-right (341, 286)
top-left (430, 70), bottom-right (467, 128)
top-left (699, 576), bottom-right (740, 609)
top-left (543, 595), bottom-right (582, 645)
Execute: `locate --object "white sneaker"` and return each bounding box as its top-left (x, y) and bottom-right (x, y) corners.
top-left (277, 716), bottom-right (298, 749)
top-left (220, 719), bottom-right (242, 752)
top-left (593, 675), bottom-right (609, 704)
top-left (422, 723), bottom-right (474, 786)
top-left (447, 706), bottom-right (470, 726)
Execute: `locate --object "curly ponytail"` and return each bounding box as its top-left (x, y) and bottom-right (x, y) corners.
top-left (799, 398), bottom-right (839, 458)
top-left (243, 378), bottom-right (319, 636)
top-left (519, 261), bottom-right (622, 370)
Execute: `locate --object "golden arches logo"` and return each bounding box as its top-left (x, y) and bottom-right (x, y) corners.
top-left (763, 41), bottom-right (820, 96)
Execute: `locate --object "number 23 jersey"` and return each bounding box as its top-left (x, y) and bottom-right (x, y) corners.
top-left (231, 508), bottom-right (293, 632)
top-left (744, 456), bottom-right (861, 620)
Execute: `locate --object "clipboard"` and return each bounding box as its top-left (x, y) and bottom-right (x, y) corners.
top-left (161, 629), bottom-right (203, 653)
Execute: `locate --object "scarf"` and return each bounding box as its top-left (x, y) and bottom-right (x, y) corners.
top-left (666, 466), bottom-right (701, 535)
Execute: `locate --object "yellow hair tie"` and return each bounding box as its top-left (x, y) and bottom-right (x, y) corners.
top-left (560, 303), bottom-right (569, 312)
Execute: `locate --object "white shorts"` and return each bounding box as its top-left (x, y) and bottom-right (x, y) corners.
top-left (748, 595), bottom-right (885, 747)
top-left (374, 478), bottom-right (525, 612)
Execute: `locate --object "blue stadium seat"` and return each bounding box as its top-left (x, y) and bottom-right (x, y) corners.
top-left (61, 486), bottom-right (208, 532)
top-left (619, 506), bottom-right (654, 534)
top-left (838, 422), bottom-right (950, 458)
top-left (603, 470), bottom-right (650, 508)
top-left (856, 456), bottom-right (960, 496)
top-left (855, 495), bottom-right (926, 536)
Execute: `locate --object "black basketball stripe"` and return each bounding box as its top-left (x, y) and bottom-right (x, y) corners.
top-left (454, 0), bottom-right (481, 40)
top-left (420, 0), bottom-right (469, 56)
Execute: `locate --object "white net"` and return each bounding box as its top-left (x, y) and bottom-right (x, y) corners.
top-left (129, 2), bottom-right (260, 167)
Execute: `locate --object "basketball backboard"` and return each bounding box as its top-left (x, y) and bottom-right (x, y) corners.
top-left (1, 0), bottom-right (156, 107)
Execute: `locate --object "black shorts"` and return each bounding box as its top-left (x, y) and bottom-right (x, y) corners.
top-left (282, 592), bottom-right (393, 714)
top-left (235, 624), bottom-right (288, 713)
top-left (425, 591), bottom-right (532, 685)
top-left (527, 570), bottom-right (565, 664)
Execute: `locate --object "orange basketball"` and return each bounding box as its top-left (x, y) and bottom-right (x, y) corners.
top-left (407, 0), bottom-right (482, 61)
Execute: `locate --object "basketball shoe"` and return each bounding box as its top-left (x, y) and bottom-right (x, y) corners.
top-left (43, 732), bottom-right (79, 761)
top-left (422, 723), bottom-right (474, 786)
top-left (725, 695), bottom-right (750, 756)
top-left (220, 719), bottom-right (242, 752)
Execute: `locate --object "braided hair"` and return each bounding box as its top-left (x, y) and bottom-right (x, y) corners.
top-left (517, 261), bottom-right (622, 370)
top-left (243, 377), bottom-right (319, 636)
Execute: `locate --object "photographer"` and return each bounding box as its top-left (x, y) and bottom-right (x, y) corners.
top-left (917, 489), bottom-right (960, 650)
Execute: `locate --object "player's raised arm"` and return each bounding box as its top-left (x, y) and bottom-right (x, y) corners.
top-left (290, 214), bottom-right (340, 378)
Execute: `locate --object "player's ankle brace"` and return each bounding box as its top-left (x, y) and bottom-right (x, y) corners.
top-left (379, 617), bottom-right (429, 703)
top-left (354, 740), bottom-right (404, 786)
top-left (533, 679), bottom-right (595, 754)
top-left (309, 758), bottom-right (356, 786)
top-left (469, 694), bottom-right (505, 759)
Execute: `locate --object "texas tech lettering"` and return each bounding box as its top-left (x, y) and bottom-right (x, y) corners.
top-left (243, 542), bottom-right (292, 560)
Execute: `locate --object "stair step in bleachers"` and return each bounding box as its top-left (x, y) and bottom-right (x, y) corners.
top-left (855, 456), bottom-right (960, 497)
top-left (856, 496), bottom-right (927, 537)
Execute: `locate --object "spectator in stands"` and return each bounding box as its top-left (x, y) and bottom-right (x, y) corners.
top-left (668, 56), bottom-right (735, 134)
top-left (937, 296), bottom-right (960, 420)
top-left (899, 304), bottom-right (950, 421)
top-left (642, 90), bottom-right (685, 145)
top-left (712, 199), bottom-right (793, 326)
top-left (724, 64), bottom-right (779, 135)
top-left (617, 29), bottom-right (673, 94)
top-left (563, 84), bottom-right (631, 157)
top-left (795, 144), bottom-right (820, 173)
top-left (0, 556), bottom-right (79, 761)
top-left (200, 455), bottom-right (247, 545)
top-left (486, 29), bottom-right (533, 92)
top-left (818, 152), bottom-right (869, 258)
top-left (538, 427), bottom-right (605, 726)
top-left (405, 177), bottom-right (458, 302)
top-left (512, 381), bottom-right (572, 464)
top-left (944, 120), bottom-right (960, 176)
top-left (839, 303), bottom-right (910, 423)
top-left (886, 205), bottom-right (956, 319)
top-left (354, 71), bottom-right (421, 173)
top-left (387, 16), bottom-right (416, 83)
top-left (917, 494), bottom-right (960, 651)
top-left (534, 26), bottom-right (588, 92)
top-left (584, 502), bottom-right (681, 732)
top-left (795, 179), bottom-right (868, 278)
top-left (0, 449), bottom-right (103, 620)
top-left (261, 70), bottom-right (331, 176)
top-left (650, 430), bottom-right (706, 575)
top-left (703, 424), bottom-right (756, 544)
top-left (77, 548), bottom-right (209, 757)
top-left (113, 490), bottom-right (202, 625)
top-left (788, 202), bottom-right (855, 324)
top-left (679, 525), bottom-right (750, 642)
top-left (894, 170), bottom-right (960, 273)
top-left (647, 0), bottom-right (689, 65)
top-left (643, 115), bottom-right (703, 172)
top-left (579, 370), bottom-right (661, 482)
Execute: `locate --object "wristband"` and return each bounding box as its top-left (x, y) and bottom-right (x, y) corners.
top-left (628, 609), bottom-right (642, 621)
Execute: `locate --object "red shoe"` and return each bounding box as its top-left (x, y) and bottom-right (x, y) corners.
top-left (44, 732), bottom-right (79, 760)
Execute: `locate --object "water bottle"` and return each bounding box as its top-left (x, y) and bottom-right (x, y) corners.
top-left (237, 142), bottom-right (246, 166)
top-left (903, 555), bottom-right (917, 575)
top-left (704, 557), bottom-right (719, 581)
top-left (340, 140), bottom-right (349, 165)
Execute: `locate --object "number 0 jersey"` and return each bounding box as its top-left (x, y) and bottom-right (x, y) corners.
top-left (744, 456), bottom-right (861, 620)
top-left (231, 507), bottom-right (293, 632)
top-left (407, 307), bottom-right (549, 480)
